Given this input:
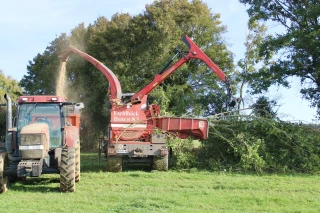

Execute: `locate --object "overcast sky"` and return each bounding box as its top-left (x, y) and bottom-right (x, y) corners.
top-left (0, 0), bottom-right (317, 122)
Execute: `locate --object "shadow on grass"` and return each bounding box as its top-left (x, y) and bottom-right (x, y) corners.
top-left (7, 153), bottom-right (103, 193)
top-left (81, 152), bottom-right (105, 173)
top-left (81, 153), bottom-right (153, 173)
top-left (9, 177), bottom-right (61, 193)
top-left (123, 163), bottom-right (153, 172)
top-left (7, 153), bottom-right (152, 193)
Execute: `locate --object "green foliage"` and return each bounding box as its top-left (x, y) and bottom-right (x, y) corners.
top-left (199, 117), bottom-right (320, 173)
top-left (236, 20), bottom-right (274, 109)
top-left (0, 70), bottom-right (22, 102)
top-left (239, 0), bottom-right (320, 116)
top-left (0, 70), bottom-right (22, 138)
top-left (167, 137), bottom-right (198, 169)
top-left (251, 96), bottom-right (277, 118)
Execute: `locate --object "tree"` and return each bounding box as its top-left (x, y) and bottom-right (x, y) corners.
top-left (251, 96), bottom-right (277, 118)
top-left (0, 70), bottom-right (22, 102)
top-left (238, 0), bottom-right (320, 116)
top-left (0, 70), bottom-right (23, 138)
top-left (141, 0), bottom-right (235, 116)
top-left (236, 20), bottom-right (273, 110)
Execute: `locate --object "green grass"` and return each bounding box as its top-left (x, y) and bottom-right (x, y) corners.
top-left (1, 153), bottom-right (320, 213)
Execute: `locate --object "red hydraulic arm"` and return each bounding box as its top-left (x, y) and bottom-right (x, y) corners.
top-left (131, 35), bottom-right (229, 103)
top-left (60, 46), bottom-right (122, 102)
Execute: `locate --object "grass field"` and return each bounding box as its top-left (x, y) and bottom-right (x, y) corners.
top-left (1, 153), bottom-right (320, 213)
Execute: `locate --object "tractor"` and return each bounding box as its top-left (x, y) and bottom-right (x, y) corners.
top-left (0, 94), bottom-right (83, 193)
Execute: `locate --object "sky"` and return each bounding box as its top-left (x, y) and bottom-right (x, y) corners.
top-left (0, 0), bottom-right (317, 123)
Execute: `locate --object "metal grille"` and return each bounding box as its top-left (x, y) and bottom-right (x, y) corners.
top-left (121, 131), bottom-right (138, 138)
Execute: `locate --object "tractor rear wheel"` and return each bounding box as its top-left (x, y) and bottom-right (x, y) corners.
top-left (153, 155), bottom-right (168, 171)
top-left (75, 143), bottom-right (80, 182)
top-left (0, 152), bottom-right (8, 193)
top-left (106, 156), bottom-right (122, 172)
top-left (60, 148), bottom-right (75, 192)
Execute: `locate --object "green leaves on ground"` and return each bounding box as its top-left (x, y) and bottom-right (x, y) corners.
top-left (198, 117), bottom-right (320, 174)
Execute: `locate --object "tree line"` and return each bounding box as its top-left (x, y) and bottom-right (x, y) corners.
top-left (1, 0), bottom-right (320, 172)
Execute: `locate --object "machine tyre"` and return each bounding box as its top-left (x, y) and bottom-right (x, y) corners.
top-left (0, 152), bottom-right (8, 193)
top-left (153, 155), bottom-right (168, 171)
top-left (75, 143), bottom-right (80, 182)
top-left (60, 148), bottom-right (76, 192)
top-left (106, 156), bottom-right (122, 172)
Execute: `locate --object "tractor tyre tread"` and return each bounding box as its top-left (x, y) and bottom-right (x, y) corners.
top-left (75, 144), bottom-right (80, 182)
top-left (60, 148), bottom-right (75, 192)
top-left (0, 152), bottom-right (8, 194)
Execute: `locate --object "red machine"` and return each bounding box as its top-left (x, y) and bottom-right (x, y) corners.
top-left (0, 94), bottom-right (84, 193)
top-left (60, 35), bottom-right (231, 171)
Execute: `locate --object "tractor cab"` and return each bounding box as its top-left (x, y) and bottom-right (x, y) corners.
top-left (16, 96), bottom-right (75, 148)
top-left (17, 102), bottom-right (63, 148)
top-left (13, 96), bottom-right (82, 164)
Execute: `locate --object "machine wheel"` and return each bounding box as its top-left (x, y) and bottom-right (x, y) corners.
top-left (60, 148), bottom-right (75, 192)
top-left (153, 155), bottom-right (168, 171)
top-left (106, 156), bottom-right (122, 172)
top-left (0, 152), bottom-right (8, 193)
top-left (75, 143), bottom-right (80, 182)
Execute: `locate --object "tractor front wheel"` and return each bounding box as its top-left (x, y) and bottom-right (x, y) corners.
top-left (75, 143), bottom-right (80, 182)
top-left (106, 156), bottom-right (123, 172)
top-left (0, 152), bottom-right (8, 193)
top-left (60, 148), bottom-right (75, 192)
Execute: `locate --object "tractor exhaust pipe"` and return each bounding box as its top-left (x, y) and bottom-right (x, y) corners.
top-left (4, 93), bottom-right (12, 153)
top-left (4, 93), bottom-right (20, 161)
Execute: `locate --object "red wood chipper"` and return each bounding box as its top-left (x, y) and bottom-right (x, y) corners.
top-left (59, 35), bottom-right (233, 172)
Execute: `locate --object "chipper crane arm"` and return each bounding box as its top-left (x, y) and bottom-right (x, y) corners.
top-left (59, 47), bottom-right (122, 102)
top-left (131, 35), bottom-right (232, 103)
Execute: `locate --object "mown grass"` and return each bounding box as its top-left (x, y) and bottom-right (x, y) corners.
top-left (1, 153), bottom-right (320, 213)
